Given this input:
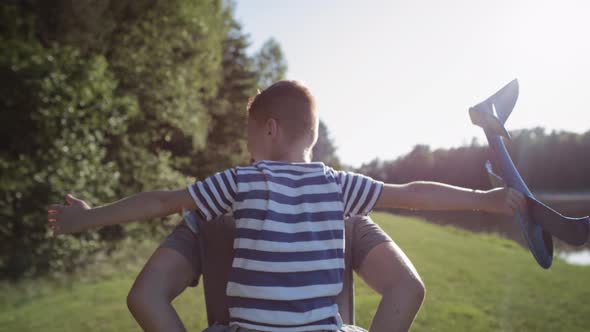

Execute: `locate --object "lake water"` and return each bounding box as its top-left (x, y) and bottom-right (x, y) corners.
top-left (558, 249), bottom-right (590, 266)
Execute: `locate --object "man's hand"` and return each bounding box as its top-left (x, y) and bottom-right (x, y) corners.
top-left (48, 194), bottom-right (91, 235)
top-left (483, 187), bottom-right (527, 216)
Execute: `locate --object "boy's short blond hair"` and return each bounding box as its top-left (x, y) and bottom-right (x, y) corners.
top-left (247, 80), bottom-right (318, 147)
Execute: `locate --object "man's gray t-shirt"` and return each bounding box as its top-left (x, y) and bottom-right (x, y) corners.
top-left (160, 215), bottom-right (392, 327)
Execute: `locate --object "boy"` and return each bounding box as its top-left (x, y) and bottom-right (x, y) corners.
top-left (49, 80), bottom-right (525, 332)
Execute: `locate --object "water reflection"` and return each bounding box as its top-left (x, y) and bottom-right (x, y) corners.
top-left (558, 249), bottom-right (590, 266)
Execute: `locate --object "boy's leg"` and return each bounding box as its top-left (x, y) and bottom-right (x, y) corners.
top-left (127, 222), bottom-right (202, 332)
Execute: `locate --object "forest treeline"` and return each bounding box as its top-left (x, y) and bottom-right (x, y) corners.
top-left (357, 127), bottom-right (590, 192)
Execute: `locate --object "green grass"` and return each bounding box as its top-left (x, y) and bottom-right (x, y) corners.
top-left (2, 213), bottom-right (589, 331)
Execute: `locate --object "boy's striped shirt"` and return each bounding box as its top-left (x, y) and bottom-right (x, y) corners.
top-left (187, 160), bottom-right (383, 331)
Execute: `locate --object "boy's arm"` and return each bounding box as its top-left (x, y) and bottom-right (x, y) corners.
top-left (374, 181), bottom-right (526, 215)
top-left (48, 190), bottom-right (197, 235)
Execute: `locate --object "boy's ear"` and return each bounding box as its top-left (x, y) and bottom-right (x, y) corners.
top-left (266, 118), bottom-right (278, 138)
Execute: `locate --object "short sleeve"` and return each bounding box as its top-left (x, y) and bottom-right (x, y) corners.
top-left (334, 170), bottom-right (384, 217)
top-left (187, 168), bottom-right (237, 221)
top-left (349, 215), bottom-right (393, 271)
top-left (159, 221), bottom-right (202, 287)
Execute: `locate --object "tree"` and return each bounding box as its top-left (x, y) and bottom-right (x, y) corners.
top-left (16, 0), bottom-right (229, 191)
top-left (0, 5), bottom-right (137, 278)
top-left (187, 9), bottom-right (260, 177)
top-left (254, 38), bottom-right (287, 89)
top-left (100, 0), bottom-right (227, 195)
top-left (312, 120), bottom-right (342, 168)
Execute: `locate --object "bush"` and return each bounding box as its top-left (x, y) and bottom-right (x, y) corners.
top-left (0, 27), bottom-right (137, 278)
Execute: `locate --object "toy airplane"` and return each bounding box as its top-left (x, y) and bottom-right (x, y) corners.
top-left (469, 79), bottom-right (590, 269)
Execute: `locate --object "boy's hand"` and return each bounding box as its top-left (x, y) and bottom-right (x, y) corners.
top-left (483, 187), bottom-right (527, 216)
top-left (48, 194), bottom-right (91, 235)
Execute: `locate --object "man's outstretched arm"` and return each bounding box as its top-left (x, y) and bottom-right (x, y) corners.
top-left (127, 247), bottom-right (197, 332)
top-left (357, 241), bottom-right (426, 332)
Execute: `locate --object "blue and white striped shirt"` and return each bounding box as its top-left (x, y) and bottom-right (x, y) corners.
top-left (187, 160), bottom-right (383, 332)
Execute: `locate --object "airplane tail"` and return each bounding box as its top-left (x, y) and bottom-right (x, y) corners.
top-left (469, 79), bottom-right (519, 140)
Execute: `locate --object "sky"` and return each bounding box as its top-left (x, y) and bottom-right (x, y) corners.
top-left (234, 0), bottom-right (590, 167)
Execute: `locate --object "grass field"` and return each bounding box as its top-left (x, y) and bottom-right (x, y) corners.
top-left (1, 212), bottom-right (589, 331)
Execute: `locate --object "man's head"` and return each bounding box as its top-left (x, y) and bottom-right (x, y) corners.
top-left (246, 80), bottom-right (318, 162)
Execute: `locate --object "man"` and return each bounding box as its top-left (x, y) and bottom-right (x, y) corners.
top-left (127, 214), bottom-right (426, 332)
